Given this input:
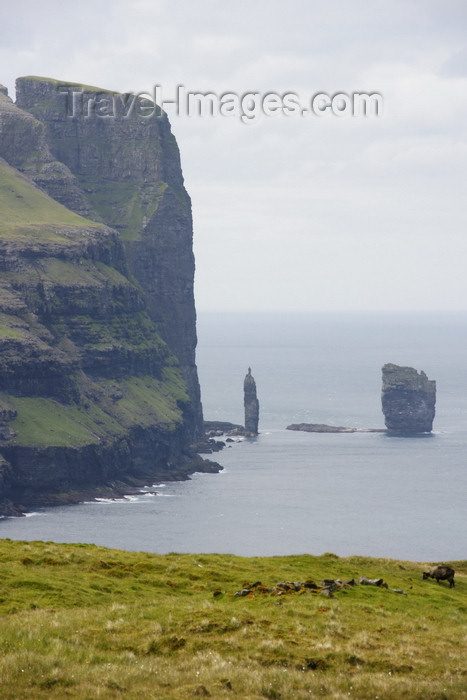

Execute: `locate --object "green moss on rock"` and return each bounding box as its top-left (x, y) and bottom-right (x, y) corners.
top-left (7, 397), bottom-right (107, 446)
top-left (0, 160), bottom-right (102, 237)
top-left (5, 370), bottom-right (186, 448)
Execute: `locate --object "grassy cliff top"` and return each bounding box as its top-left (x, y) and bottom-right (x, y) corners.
top-left (0, 540), bottom-right (465, 699)
top-left (16, 76), bottom-right (117, 95)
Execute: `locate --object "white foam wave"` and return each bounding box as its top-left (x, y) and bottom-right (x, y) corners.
top-left (93, 497), bottom-right (134, 504)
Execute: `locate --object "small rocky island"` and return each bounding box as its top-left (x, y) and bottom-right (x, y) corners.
top-left (381, 363), bottom-right (436, 433)
top-left (287, 424), bottom-right (385, 434)
top-left (287, 363), bottom-right (437, 436)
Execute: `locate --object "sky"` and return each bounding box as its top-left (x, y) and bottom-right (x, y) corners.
top-left (1, 0), bottom-right (467, 312)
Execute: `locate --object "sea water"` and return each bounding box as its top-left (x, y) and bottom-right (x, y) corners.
top-left (1, 312), bottom-right (466, 562)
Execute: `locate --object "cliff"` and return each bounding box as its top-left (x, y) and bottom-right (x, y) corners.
top-left (15, 76), bottom-right (202, 436)
top-left (0, 79), bottom-right (212, 515)
top-left (381, 363), bottom-right (436, 433)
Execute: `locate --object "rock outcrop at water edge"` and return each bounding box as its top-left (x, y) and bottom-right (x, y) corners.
top-left (381, 363), bottom-right (436, 433)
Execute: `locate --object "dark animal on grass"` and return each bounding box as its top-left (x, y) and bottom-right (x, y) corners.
top-left (422, 565), bottom-right (455, 588)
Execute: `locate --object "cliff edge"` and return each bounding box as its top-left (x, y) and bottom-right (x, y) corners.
top-left (0, 78), bottom-right (212, 515)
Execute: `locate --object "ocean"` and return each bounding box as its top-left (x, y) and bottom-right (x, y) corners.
top-left (1, 311), bottom-right (467, 562)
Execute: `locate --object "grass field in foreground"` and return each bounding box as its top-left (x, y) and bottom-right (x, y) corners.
top-left (0, 539), bottom-right (466, 699)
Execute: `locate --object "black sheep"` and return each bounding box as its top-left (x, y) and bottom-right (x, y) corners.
top-left (422, 565), bottom-right (455, 588)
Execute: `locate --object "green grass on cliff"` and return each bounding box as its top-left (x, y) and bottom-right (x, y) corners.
top-left (41, 258), bottom-right (131, 289)
top-left (58, 311), bottom-right (172, 352)
top-left (6, 371), bottom-right (187, 447)
top-left (0, 157), bottom-right (188, 450)
top-left (8, 397), bottom-right (122, 447)
top-left (78, 177), bottom-right (168, 239)
top-left (0, 161), bottom-right (103, 240)
top-left (17, 75), bottom-right (117, 94)
top-left (0, 540), bottom-right (466, 699)
top-left (0, 313), bottom-right (27, 339)
top-left (113, 374), bottom-right (188, 429)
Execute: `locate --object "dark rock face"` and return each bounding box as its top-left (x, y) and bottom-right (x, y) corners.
top-left (15, 76), bottom-right (203, 438)
top-left (0, 77), bottom-right (212, 514)
top-left (0, 88), bottom-right (94, 217)
top-left (381, 363), bottom-right (436, 433)
top-left (244, 368), bottom-right (259, 435)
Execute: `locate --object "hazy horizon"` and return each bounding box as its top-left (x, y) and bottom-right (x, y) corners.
top-left (2, 1), bottom-right (467, 313)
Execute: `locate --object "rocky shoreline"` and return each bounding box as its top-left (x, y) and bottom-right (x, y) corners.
top-left (0, 450), bottom-right (222, 517)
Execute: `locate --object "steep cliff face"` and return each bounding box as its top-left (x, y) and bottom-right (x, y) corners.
top-left (381, 363), bottom-right (436, 433)
top-left (0, 87), bottom-right (93, 217)
top-left (0, 80), bottom-right (211, 514)
top-left (15, 77), bottom-right (202, 436)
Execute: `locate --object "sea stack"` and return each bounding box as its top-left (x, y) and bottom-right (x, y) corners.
top-left (381, 363), bottom-right (436, 433)
top-left (244, 367), bottom-right (259, 436)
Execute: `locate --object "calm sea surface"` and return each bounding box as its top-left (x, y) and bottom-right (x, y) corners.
top-left (1, 312), bottom-right (467, 562)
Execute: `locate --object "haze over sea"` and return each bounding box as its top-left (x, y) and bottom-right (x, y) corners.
top-left (1, 312), bottom-right (467, 562)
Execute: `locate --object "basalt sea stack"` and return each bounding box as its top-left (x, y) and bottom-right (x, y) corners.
top-left (0, 76), bottom-right (216, 515)
top-left (381, 363), bottom-right (436, 433)
top-left (244, 367), bottom-right (259, 436)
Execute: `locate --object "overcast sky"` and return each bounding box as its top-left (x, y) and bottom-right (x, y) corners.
top-left (2, 0), bottom-right (467, 312)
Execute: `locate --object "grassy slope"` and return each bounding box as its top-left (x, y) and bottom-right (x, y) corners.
top-left (0, 160), bottom-right (102, 240)
top-left (0, 159), bottom-right (188, 449)
top-left (0, 540), bottom-right (466, 699)
top-left (77, 178), bottom-right (169, 240)
top-left (18, 76), bottom-right (116, 93)
top-left (7, 373), bottom-right (187, 447)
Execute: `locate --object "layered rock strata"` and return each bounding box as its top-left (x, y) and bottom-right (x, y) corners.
top-left (244, 367), bottom-right (259, 436)
top-left (15, 76), bottom-right (203, 437)
top-left (381, 363), bottom-right (436, 433)
top-left (0, 78), bottom-right (212, 515)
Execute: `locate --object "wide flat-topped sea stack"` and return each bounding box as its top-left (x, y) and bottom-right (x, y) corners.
top-left (381, 363), bottom-right (436, 433)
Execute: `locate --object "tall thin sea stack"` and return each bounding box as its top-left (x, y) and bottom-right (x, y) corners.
top-left (381, 363), bottom-right (436, 433)
top-left (244, 367), bottom-right (259, 436)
